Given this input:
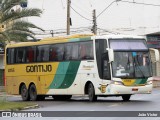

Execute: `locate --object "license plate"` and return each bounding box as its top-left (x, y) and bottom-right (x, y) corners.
top-left (132, 88), bottom-right (138, 91)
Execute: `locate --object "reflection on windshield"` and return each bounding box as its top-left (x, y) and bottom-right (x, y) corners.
top-left (112, 51), bottom-right (152, 78)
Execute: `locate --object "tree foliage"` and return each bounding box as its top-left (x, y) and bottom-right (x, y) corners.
top-left (0, 0), bottom-right (44, 43)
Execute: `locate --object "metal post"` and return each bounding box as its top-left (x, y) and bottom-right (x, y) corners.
top-left (67, 0), bottom-right (71, 35)
top-left (92, 9), bottom-right (97, 35)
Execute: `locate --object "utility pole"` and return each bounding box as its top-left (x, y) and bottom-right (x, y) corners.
top-left (67, 0), bottom-right (71, 35)
top-left (92, 9), bottom-right (97, 35)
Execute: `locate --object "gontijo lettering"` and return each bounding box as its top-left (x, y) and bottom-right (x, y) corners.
top-left (26, 65), bottom-right (52, 72)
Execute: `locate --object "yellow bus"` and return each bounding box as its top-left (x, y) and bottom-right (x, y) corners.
top-left (5, 34), bottom-right (159, 101)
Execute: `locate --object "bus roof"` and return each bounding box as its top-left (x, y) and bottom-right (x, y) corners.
top-left (6, 34), bottom-right (145, 48)
top-left (92, 34), bottom-right (145, 40)
top-left (6, 34), bottom-right (94, 48)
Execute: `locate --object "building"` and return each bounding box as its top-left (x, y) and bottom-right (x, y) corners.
top-left (146, 33), bottom-right (160, 76)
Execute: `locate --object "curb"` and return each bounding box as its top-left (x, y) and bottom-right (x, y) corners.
top-left (23, 104), bottom-right (39, 110)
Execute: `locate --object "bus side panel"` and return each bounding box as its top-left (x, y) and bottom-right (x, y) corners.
top-left (36, 62), bottom-right (59, 95)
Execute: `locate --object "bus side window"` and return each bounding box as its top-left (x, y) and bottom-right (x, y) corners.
top-left (7, 49), bottom-right (11, 64)
top-left (64, 43), bottom-right (72, 60)
top-left (43, 45), bottom-right (50, 62)
top-left (26, 47), bottom-right (35, 63)
top-left (16, 48), bottom-right (26, 63)
top-left (80, 44), bottom-right (86, 59)
top-left (10, 49), bottom-right (15, 64)
top-left (7, 48), bottom-right (16, 64)
top-left (79, 41), bottom-right (93, 60)
top-left (71, 43), bottom-right (79, 60)
top-left (37, 45), bottom-right (49, 62)
top-left (56, 44), bottom-right (64, 61)
top-left (49, 46), bottom-right (57, 61)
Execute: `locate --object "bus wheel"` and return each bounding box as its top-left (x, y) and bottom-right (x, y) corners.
top-left (21, 84), bottom-right (30, 101)
top-left (122, 95), bottom-right (131, 101)
top-left (29, 84), bottom-right (38, 101)
top-left (88, 83), bottom-right (97, 102)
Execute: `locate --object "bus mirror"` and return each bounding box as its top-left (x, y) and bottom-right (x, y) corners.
top-left (106, 48), bottom-right (114, 63)
top-left (149, 48), bottom-right (159, 62)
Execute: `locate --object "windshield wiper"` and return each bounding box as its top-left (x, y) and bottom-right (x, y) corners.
top-left (133, 56), bottom-right (146, 78)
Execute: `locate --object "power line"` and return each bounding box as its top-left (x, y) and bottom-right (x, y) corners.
top-left (97, 0), bottom-right (160, 19)
top-left (121, 0), bottom-right (160, 7)
top-left (97, 0), bottom-right (117, 19)
top-left (70, 6), bottom-right (92, 21)
top-left (98, 28), bottom-right (120, 34)
top-left (71, 2), bottom-right (91, 16)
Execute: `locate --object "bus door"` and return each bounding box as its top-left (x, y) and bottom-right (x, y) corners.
top-left (95, 39), bottom-right (111, 92)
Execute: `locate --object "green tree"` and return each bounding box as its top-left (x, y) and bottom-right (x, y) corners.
top-left (0, 0), bottom-right (44, 43)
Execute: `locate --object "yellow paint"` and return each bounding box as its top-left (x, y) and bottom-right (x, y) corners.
top-left (122, 79), bottom-right (135, 86)
top-left (41, 34), bottom-right (94, 41)
top-left (5, 62), bottom-right (59, 95)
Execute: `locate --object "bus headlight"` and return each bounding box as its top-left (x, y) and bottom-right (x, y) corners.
top-left (111, 81), bottom-right (124, 85)
top-left (146, 80), bottom-right (153, 85)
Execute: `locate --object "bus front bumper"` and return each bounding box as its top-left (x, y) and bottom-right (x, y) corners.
top-left (109, 84), bottom-right (153, 95)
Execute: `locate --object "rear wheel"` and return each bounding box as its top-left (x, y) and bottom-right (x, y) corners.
top-left (122, 95), bottom-right (131, 101)
top-left (20, 84), bottom-right (30, 101)
top-left (29, 84), bottom-right (38, 101)
top-left (88, 83), bottom-right (97, 102)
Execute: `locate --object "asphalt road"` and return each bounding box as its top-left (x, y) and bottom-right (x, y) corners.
top-left (2, 88), bottom-right (160, 120)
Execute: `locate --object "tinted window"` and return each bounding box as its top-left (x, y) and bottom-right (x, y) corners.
top-left (7, 48), bottom-right (15, 64)
top-left (16, 48), bottom-right (26, 63)
top-left (49, 44), bottom-right (64, 61)
top-left (79, 41), bottom-right (93, 60)
top-left (72, 43), bottom-right (79, 60)
top-left (37, 45), bottom-right (50, 62)
top-left (64, 43), bottom-right (72, 60)
top-left (26, 47), bottom-right (36, 63)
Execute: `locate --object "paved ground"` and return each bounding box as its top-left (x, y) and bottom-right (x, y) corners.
top-left (1, 79), bottom-right (160, 120)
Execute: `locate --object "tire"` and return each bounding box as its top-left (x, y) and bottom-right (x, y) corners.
top-left (122, 95), bottom-right (131, 101)
top-left (20, 84), bottom-right (30, 101)
top-left (88, 83), bottom-right (97, 102)
top-left (52, 95), bottom-right (72, 101)
top-left (29, 84), bottom-right (38, 101)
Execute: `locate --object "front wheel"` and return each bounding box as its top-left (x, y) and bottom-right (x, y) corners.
top-left (122, 95), bottom-right (131, 101)
top-left (88, 83), bottom-right (97, 102)
top-left (20, 84), bottom-right (30, 101)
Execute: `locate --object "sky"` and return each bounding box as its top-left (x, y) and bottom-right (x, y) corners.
top-left (27, 0), bottom-right (160, 37)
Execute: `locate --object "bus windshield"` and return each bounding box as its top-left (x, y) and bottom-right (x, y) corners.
top-left (112, 51), bottom-right (152, 78)
top-left (109, 38), bottom-right (152, 79)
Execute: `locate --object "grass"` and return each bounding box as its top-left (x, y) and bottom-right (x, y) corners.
top-left (0, 101), bottom-right (37, 110)
top-left (0, 90), bottom-right (37, 110)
